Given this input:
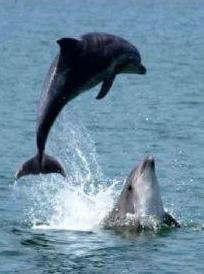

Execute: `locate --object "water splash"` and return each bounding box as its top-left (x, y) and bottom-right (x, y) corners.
top-left (13, 112), bottom-right (119, 231)
top-left (49, 113), bottom-right (104, 194)
top-left (32, 183), bottom-right (116, 231)
top-left (13, 112), bottom-right (181, 233)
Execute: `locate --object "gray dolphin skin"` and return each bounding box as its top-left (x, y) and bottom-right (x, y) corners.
top-left (104, 156), bottom-right (180, 229)
top-left (15, 32), bottom-right (146, 179)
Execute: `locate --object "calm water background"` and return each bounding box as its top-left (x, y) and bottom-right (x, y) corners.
top-left (0, 0), bottom-right (204, 273)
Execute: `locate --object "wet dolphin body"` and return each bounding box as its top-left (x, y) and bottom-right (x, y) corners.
top-left (104, 156), bottom-right (180, 230)
top-left (15, 32), bottom-right (146, 179)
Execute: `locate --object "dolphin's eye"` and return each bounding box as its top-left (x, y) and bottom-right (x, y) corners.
top-left (128, 185), bottom-right (132, 192)
top-left (128, 56), bottom-right (134, 61)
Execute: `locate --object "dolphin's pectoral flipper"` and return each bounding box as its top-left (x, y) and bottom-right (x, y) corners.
top-left (15, 153), bottom-right (66, 180)
top-left (163, 212), bottom-right (180, 228)
top-left (96, 74), bottom-right (116, 100)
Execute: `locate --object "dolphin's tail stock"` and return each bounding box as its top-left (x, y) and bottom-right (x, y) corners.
top-left (15, 153), bottom-right (66, 180)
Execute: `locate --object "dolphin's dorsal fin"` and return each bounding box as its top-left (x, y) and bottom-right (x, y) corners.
top-left (96, 74), bottom-right (116, 100)
top-left (57, 38), bottom-right (81, 60)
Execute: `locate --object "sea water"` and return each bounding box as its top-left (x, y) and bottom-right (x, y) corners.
top-left (0, 0), bottom-right (204, 273)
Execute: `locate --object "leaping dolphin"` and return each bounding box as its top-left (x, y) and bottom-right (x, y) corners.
top-left (15, 32), bottom-right (146, 179)
top-left (104, 156), bottom-right (180, 230)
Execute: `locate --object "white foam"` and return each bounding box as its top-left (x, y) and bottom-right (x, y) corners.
top-left (32, 183), bottom-right (115, 231)
top-left (22, 113), bottom-right (118, 231)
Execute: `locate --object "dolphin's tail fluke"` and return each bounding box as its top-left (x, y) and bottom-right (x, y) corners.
top-left (15, 153), bottom-right (66, 180)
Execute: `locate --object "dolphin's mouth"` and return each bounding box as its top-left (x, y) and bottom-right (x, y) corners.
top-left (119, 63), bottom-right (146, 74)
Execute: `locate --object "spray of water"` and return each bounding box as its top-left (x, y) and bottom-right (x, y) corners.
top-left (13, 112), bottom-right (120, 231)
top-left (13, 111), bottom-right (180, 233)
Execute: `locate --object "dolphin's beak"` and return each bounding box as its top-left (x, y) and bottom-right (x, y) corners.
top-left (137, 64), bottom-right (146, 75)
top-left (123, 63), bottom-right (146, 74)
top-left (140, 156), bottom-right (155, 174)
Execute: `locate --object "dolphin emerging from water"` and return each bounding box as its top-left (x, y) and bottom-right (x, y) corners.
top-left (15, 32), bottom-right (146, 179)
top-left (104, 156), bottom-right (180, 230)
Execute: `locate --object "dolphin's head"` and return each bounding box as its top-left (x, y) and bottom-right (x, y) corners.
top-left (106, 156), bottom-right (180, 229)
top-left (119, 156), bottom-right (164, 219)
top-left (116, 49), bottom-right (146, 75)
top-left (125, 52), bottom-right (146, 74)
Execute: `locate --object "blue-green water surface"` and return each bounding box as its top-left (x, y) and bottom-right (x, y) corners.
top-left (0, 1), bottom-right (204, 273)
